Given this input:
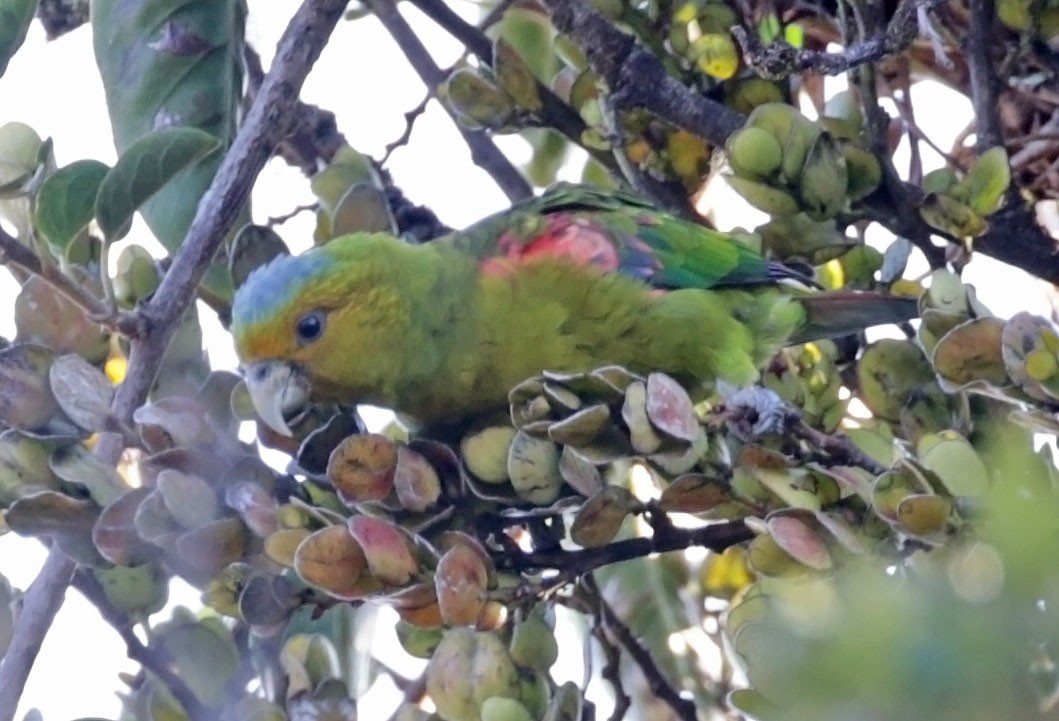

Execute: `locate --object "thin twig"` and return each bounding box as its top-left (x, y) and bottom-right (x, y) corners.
top-left (0, 2), bottom-right (348, 717)
top-left (585, 586), bottom-right (632, 721)
top-left (71, 571), bottom-right (211, 721)
top-left (381, 94), bottom-right (432, 164)
top-left (584, 575), bottom-right (698, 721)
top-left (267, 202), bottom-right (318, 227)
top-left (363, 0), bottom-right (531, 202)
top-left (788, 415), bottom-right (889, 475)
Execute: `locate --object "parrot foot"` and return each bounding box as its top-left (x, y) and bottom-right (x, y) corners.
top-left (718, 385), bottom-right (791, 440)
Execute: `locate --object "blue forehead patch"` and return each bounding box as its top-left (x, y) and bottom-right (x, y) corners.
top-left (231, 250), bottom-right (332, 331)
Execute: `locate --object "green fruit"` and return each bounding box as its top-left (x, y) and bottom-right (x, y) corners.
top-left (553, 34), bottom-right (588, 70)
top-left (461, 425), bottom-right (517, 483)
top-left (113, 244), bottom-right (162, 307)
top-left (779, 114), bottom-right (822, 184)
top-left (841, 143), bottom-right (882, 201)
top-left (493, 38), bottom-right (543, 112)
top-left (396, 619), bottom-right (445, 659)
top-left (1024, 349), bottom-right (1059, 381)
top-left (691, 33), bottom-right (740, 79)
top-left (518, 669), bottom-right (551, 718)
top-left (507, 431), bottom-right (562, 504)
top-left (726, 175), bottom-right (801, 216)
top-left (997, 0), bottom-right (1031, 30)
top-left (508, 614), bottom-right (559, 670)
top-left (823, 90), bottom-right (864, 133)
top-left (725, 79), bottom-right (785, 115)
top-left (698, 2), bottom-right (740, 32)
top-left (798, 132), bottom-right (848, 221)
top-left (919, 192), bottom-right (988, 238)
top-left (541, 682), bottom-right (582, 721)
top-left (489, 5), bottom-right (558, 80)
top-left (443, 69), bottom-right (517, 131)
top-left (568, 70), bottom-right (600, 115)
top-left (426, 629), bottom-right (521, 721)
top-left (746, 103), bottom-right (798, 143)
top-left (745, 103), bottom-right (821, 183)
top-left (480, 697), bottom-right (534, 721)
top-left (922, 167), bottom-right (957, 194)
top-left (726, 127), bottom-right (783, 180)
top-left (94, 564), bottom-right (168, 616)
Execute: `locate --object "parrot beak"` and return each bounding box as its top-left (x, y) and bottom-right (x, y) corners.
top-left (244, 361), bottom-right (312, 437)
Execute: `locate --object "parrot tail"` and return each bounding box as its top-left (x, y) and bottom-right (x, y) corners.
top-left (790, 291), bottom-right (919, 344)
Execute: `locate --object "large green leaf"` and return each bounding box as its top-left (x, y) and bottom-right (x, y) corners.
top-left (91, 0), bottom-right (246, 299)
top-left (0, 0), bottom-right (37, 78)
top-left (95, 127), bottom-right (220, 241)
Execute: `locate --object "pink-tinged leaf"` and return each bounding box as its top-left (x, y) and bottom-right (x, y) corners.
top-left (347, 515), bottom-right (419, 586)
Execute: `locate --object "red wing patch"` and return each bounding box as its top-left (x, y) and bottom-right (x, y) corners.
top-left (480, 216), bottom-right (620, 278)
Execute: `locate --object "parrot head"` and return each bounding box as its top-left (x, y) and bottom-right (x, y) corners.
top-left (231, 233), bottom-right (419, 435)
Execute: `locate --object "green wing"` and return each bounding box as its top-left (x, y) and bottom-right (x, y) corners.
top-left (443, 183), bottom-right (787, 290)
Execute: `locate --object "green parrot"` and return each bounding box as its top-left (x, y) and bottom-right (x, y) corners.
top-left (232, 184), bottom-right (916, 434)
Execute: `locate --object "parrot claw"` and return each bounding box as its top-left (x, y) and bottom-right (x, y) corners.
top-left (244, 360), bottom-right (312, 437)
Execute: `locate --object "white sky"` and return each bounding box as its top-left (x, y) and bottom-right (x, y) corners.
top-left (0, 3), bottom-right (1054, 720)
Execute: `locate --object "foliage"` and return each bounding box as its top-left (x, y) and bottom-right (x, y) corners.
top-left (1, 0), bottom-right (1059, 721)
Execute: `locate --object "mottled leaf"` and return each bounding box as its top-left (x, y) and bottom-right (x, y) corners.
top-left (0, 0), bottom-right (35, 78)
top-left (48, 354), bottom-right (114, 433)
top-left (0, 344), bottom-right (57, 430)
top-left (15, 277), bottom-right (108, 362)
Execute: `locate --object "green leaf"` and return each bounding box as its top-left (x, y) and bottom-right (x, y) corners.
top-left (0, 0), bottom-right (37, 79)
top-left (34, 160), bottom-right (109, 251)
top-left (95, 127), bottom-right (220, 241)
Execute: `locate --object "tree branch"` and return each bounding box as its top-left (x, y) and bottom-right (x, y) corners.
top-left (965, 0), bottom-right (1004, 151)
top-left (364, 0), bottom-right (532, 203)
top-left (789, 416), bottom-right (888, 475)
top-left (0, 2), bottom-right (349, 716)
top-left (494, 519), bottom-right (753, 576)
top-left (0, 550), bottom-right (76, 721)
top-left (733, 0), bottom-right (940, 79)
top-left (543, 0), bottom-right (744, 146)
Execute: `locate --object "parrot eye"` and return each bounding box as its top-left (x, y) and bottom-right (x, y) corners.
top-left (295, 311), bottom-right (326, 345)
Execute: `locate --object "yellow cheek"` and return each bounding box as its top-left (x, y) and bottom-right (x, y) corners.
top-left (237, 326), bottom-right (295, 362)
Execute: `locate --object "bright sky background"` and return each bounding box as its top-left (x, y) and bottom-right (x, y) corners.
top-left (0, 2), bottom-right (1055, 720)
